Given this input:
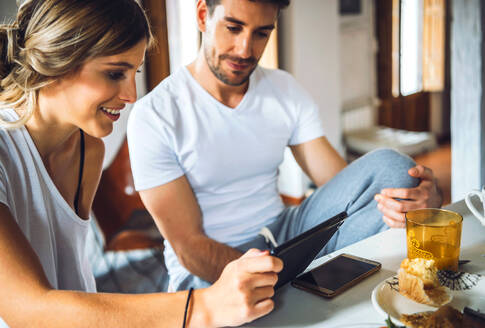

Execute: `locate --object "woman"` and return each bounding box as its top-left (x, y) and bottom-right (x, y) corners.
top-left (0, 0), bottom-right (282, 327)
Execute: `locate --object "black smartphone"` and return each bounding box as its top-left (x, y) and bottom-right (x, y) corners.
top-left (291, 253), bottom-right (381, 298)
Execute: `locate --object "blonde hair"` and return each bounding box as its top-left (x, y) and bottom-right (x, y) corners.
top-left (0, 0), bottom-right (153, 129)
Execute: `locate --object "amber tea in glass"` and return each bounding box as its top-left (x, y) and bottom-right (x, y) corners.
top-left (406, 209), bottom-right (463, 271)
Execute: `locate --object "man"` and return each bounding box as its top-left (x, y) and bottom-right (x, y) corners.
top-left (127, 0), bottom-right (442, 291)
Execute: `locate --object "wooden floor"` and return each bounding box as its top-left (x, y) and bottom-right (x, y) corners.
top-left (413, 143), bottom-right (451, 206)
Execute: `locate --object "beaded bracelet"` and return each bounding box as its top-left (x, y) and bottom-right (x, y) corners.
top-left (182, 287), bottom-right (194, 328)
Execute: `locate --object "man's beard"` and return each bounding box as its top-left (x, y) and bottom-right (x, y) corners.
top-left (204, 46), bottom-right (258, 86)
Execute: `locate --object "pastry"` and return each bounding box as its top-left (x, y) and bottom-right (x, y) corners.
top-left (400, 305), bottom-right (463, 328)
top-left (400, 311), bottom-right (434, 328)
top-left (398, 258), bottom-right (452, 307)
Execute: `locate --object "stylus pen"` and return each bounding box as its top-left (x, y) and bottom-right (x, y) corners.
top-left (259, 227), bottom-right (279, 251)
top-left (265, 239), bottom-right (275, 252)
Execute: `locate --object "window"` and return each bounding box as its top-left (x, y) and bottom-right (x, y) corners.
top-left (391, 0), bottom-right (445, 96)
top-left (400, 0), bottom-right (423, 96)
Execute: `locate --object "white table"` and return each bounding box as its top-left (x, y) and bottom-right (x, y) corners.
top-left (245, 200), bottom-right (485, 327)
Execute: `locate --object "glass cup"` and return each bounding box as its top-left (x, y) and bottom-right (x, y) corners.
top-left (406, 208), bottom-right (463, 271)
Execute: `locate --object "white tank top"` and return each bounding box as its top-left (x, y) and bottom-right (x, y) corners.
top-left (0, 109), bottom-right (96, 292)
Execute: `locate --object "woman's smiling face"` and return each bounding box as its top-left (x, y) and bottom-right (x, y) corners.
top-left (39, 39), bottom-right (147, 138)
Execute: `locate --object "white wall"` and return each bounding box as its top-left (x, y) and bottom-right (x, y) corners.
top-left (450, 0), bottom-right (483, 201)
top-left (277, 0), bottom-right (341, 197)
top-left (0, 0), bottom-right (17, 22)
top-left (280, 0), bottom-right (342, 152)
top-left (340, 0), bottom-right (378, 132)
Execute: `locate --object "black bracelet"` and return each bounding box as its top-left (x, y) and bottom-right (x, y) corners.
top-left (182, 287), bottom-right (194, 328)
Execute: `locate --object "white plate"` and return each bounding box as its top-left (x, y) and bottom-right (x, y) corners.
top-left (371, 274), bottom-right (485, 325)
top-left (371, 276), bottom-right (437, 325)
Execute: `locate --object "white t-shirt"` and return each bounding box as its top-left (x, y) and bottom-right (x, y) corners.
top-left (0, 109), bottom-right (96, 292)
top-left (127, 66), bottom-right (324, 284)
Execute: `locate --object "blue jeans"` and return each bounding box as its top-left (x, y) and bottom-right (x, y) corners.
top-left (172, 149), bottom-right (418, 291)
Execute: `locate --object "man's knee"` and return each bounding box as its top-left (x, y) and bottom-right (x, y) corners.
top-left (364, 148), bottom-right (418, 188)
top-left (366, 148), bottom-right (415, 168)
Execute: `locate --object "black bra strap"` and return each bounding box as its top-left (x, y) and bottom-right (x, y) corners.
top-left (74, 130), bottom-right (85, 216)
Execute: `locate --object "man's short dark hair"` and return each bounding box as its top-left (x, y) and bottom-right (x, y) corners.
top-left (205, 0), bottom-right (290, 16)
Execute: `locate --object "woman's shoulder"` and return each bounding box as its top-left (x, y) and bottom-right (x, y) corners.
top-left (0, 123), bottom-right (27, 168)
top-left (0, 129), bottom-right (11, 170)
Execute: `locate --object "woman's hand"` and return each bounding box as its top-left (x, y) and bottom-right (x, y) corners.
top-left (196, 249), bottom-right (283, 327)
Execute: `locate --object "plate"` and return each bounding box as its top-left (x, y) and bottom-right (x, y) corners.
top-left (371, 274), bottom-right (485, 325)
top-left (371, 276), bottom-right (438, 325)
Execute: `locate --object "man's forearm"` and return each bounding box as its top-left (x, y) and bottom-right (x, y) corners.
top-left (176, 235), bottom-right (243, 283)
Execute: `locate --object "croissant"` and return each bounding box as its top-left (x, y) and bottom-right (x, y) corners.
top-left (398, 258), bottom-right (452, 307)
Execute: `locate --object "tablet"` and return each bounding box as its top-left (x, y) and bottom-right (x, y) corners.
top-left (270, 211), bottom-right (348, 289)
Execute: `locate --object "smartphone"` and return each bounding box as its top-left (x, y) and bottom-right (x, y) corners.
top-left (291, 253), bottom-right (381, 298)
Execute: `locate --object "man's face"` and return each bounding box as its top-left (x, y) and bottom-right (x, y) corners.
top-left (202, 0), bottom-right (278, 86)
